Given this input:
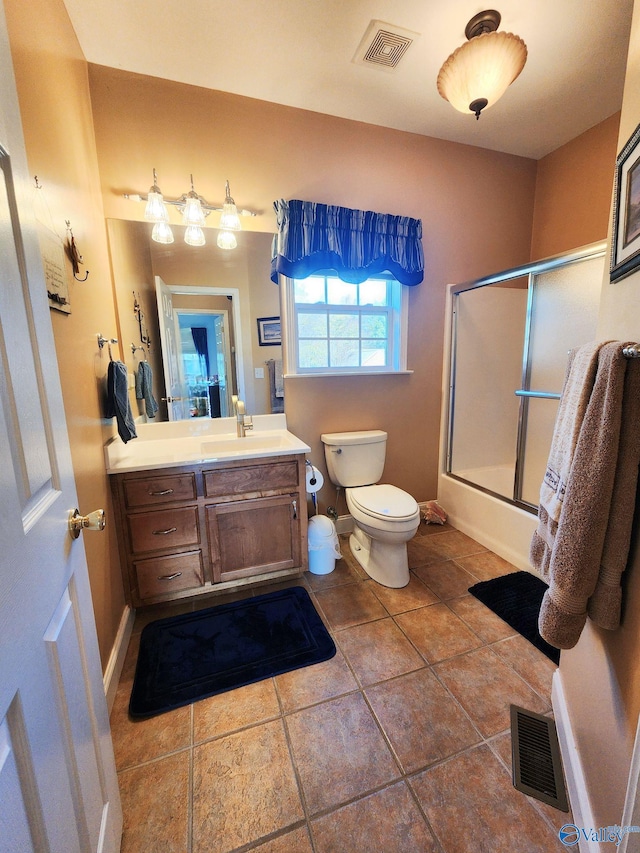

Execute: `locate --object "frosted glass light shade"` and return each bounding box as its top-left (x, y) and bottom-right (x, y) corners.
top-left (437, 30), bottom-right (527, 117)
top-left (151, 220), bottom-right (174, 244)
top-left (184, 225), bottom-right (206, 246)
top-left (220, 202), bottom-right (241, 231)
top-left (182, 195), bottom-right (206, 226)
top-left (217, 229), bottom-right (237, 250)
top-left (144, 190), bottom-right (169, 222)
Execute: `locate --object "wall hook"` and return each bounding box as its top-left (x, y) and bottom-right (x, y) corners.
top-left (65, 220), bottom-right (89, 281)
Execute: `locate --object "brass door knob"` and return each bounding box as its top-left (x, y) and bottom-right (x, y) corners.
top-left (69, 508), bottom-right (106, 539)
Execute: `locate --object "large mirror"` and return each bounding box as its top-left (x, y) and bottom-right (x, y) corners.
top-left (107, 220), bottom-right (281, 422)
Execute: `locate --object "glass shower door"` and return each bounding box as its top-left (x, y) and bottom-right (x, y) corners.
top-left (516, 254), bottom-right (604, 506)
top-left (447, 244), bottom-right (605, 512)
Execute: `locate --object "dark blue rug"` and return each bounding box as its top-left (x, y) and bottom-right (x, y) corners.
top-left (468, 571), bottom-right (560, 665)
top-left (129, 586), bottom-right (336, 718)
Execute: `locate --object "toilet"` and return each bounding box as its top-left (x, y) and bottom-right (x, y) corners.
top-left (321, 430), bottom-right (420, 588)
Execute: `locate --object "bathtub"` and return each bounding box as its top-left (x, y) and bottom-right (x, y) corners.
top-left (437, 469), bottom-right (538, 571)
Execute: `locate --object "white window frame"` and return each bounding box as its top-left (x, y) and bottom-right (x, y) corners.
top-left (280, 272), bottom-right (410, 376)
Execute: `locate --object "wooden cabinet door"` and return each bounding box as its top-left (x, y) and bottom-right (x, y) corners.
top-left (207, 494), bottom-right (301, 583)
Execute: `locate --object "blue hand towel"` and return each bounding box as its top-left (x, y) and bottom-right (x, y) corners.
top-left (106, 360), bottom-right (137, 443)
top-left (135, 361), bottom-right (159, 419)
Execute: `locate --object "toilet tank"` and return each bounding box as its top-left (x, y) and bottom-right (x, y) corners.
top-left (321, 430), bottom-right (387, 487)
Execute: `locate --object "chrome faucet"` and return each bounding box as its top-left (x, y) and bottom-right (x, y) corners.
top-left (234, 398), bottom-right (253, 437)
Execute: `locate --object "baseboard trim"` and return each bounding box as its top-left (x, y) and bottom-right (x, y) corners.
top-left (552, 669), bottom-right (602, 852)
top-left (335, 513), bottom-right (354, 535)
top-left (103, 605), bottom-right (135, 713)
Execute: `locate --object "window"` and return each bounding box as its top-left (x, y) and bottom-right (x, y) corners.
top-left (282, 272), bottom-right (408, 375)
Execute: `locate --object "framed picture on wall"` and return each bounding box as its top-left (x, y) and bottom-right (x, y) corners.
top-left (257, 316), bottom-right (281, 346)
top-left (611, 121), bottom-right (640, 283)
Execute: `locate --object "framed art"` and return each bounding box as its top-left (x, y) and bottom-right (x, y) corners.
top-left (611, 121), bottom-right (640, 283)
top-left (257, 316), bottom-right (281, 346)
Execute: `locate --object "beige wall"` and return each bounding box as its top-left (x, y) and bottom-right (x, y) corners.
top-left (5, 0), bottom-right (125, 669)
top-left (531, 112), bottom-right (620, 260)
top-left (87, 65), bottom-right (538, 509)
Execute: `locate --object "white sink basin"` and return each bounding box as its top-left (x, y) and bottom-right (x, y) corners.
top-left (201, 433), bottom-right (296, 456)
top-left (105, 415), bottom-right (311, 473)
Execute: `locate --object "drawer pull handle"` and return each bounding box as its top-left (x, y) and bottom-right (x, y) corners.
top-left (292, 498), bottom-right (297, 519)
top-left (158, 572), bottom-right (182, 581)
top-left (152, 526), bottom-right (178, 535)
top-left (149, 488), bottom-right (175, 496)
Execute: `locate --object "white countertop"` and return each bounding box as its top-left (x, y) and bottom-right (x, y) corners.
top-left (105, 414), bottom-right (311, 474)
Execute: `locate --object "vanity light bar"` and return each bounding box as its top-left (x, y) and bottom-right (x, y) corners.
top-left (123, 191), bottom-right (257, 218)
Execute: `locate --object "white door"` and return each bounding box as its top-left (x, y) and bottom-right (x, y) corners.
top-left (155, 276), bottom-right (187, 420)
top-left (0, 6), bottom-right (122, 852)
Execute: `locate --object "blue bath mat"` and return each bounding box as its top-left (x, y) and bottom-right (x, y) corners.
top-left (129, 586), bottom-right (336, 718)
top-left (468, 572), bottom-right (560, 665)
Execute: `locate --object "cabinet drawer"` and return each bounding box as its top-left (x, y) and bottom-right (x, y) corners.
top-left (123, 473), bottom-right (197, 508)
top-left (204, 460), bottom-right (298, 498)
top-left (134, 551), bottom-right (204, 600)
top-left (128, 506), bottom-right (200, 553)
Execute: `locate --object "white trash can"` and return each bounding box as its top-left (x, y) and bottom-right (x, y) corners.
top-left (307, 515), bottom-right (341, 575)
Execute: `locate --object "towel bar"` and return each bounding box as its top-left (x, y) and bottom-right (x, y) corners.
top-left (623, 344), bottom-right (640, 358)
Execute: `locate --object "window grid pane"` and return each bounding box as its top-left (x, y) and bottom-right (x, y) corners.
top-left (293, 273), bottom-right (397, 372)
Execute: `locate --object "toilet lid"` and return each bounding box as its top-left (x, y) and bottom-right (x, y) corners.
top-left (349, 484), bottom-right (419, 522)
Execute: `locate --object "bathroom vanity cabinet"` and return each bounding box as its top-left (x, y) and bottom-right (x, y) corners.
top-left (109, 453), bottom-right (308, 607)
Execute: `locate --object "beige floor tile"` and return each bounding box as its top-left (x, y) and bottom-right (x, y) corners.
top-left (337, 618), bottom-right (425, 686)
top-left (275, 646), bottom-right (358, 712)
top-left (110, 680), bottom-right (191, 771)
top-left (447, 594), bottom-right (517, 643)
top-left (368, 574), bottom-right (439, 614)
top-left (286, 692), bottom-right (400, 815)
top-left (490, 634), bottom-right (558, 701)
top-left (395, 602), bottom-right (483, 663)
top-left (192, 719), bottom-right (304, 851)
top-left (366, 668), bottom-right (481, 773)
top-left (455, 550), bottom-right (518, 581)
top-left (411, 744), bottom-right (567, 852)
top-left (314, 582), bottom-right (388, 630)
top-left (414, 520), bottom-right (456, 537)
top-left (251, 825), bottom-right (314, 852)
top-left (118, 751), bottom-right (189, 853)
top-left (311, 782), bottom-right (439, 853)
top-left (193, 677), bottom-right (281, 743)
top-left (304, 558), bottom-right (362, 590)
top-left (413, 530), bottom-right (486, 563)
top-left (413, 560), bottom-right (479, 600)
top-left (434, 647), bottom-right (550, 737)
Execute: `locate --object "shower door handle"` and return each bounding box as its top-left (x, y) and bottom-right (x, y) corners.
top-left (514, 389), bottom-right (561, 400)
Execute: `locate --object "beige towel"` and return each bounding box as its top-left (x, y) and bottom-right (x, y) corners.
top-left (535, 342), bottom-right (640, 649)
top-left (588, 349), bottom-right (640, 629)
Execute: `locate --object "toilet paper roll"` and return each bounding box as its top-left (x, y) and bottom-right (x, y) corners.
top-left (305, 465), bottom-right (324, 494)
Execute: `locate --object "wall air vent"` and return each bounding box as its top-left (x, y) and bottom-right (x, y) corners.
top-left (353, 20), bottom-right (419, 72)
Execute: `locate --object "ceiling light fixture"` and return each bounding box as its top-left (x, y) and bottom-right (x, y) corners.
top-left (437, 10), bottom-right (527, 120)
top-left (124, 173), bottom-right (257, 248)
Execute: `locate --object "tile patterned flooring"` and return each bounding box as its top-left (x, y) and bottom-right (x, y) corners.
top-left (110, 522), bottom-right (571, 852)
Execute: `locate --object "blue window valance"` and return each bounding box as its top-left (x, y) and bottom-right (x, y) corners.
top-left (270, 199), bottom-right (424, 286)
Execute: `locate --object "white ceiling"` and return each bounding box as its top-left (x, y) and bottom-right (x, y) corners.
top-left (61, 0), bottom-right (634, 160)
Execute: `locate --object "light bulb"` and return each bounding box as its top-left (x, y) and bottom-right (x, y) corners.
top-left (217, 229), bottom-right (237, 250)
top-left (184, 224), bottom-right (206, 246)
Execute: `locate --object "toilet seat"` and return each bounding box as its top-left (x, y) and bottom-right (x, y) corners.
top-left (347, 484), bottom-right (419, 523)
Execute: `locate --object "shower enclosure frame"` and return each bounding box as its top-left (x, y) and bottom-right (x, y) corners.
top-left (445, 240), bottom-right (607, 515)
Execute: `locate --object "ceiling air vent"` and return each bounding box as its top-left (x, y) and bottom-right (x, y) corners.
top-left (353, 20), bottom-right (419, 72)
